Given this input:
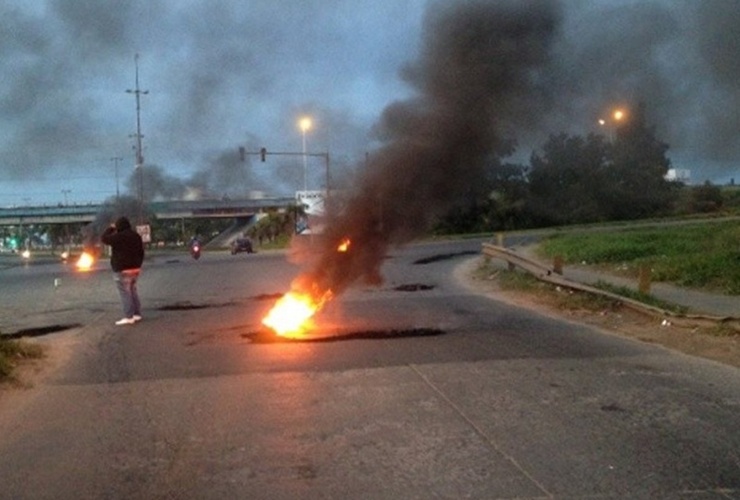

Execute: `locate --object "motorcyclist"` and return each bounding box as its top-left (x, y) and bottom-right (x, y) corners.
top-left (189, 235), bottom-right (202, 259)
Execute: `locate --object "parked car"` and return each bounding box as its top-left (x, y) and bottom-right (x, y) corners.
top-left (230, 238), bottom-right (254, 255)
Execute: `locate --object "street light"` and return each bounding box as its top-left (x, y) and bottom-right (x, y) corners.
top-left (126, 53), bottom-right (148, 224)
top-left (598, 108), bottom-right (627, 142)
top-left (299, 116), bottom-right (312, 191)
top-left (111, 157), bottom-right (123, 200)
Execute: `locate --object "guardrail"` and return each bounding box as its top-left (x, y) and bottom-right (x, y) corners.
top-left (481, 242), bottom-right (739, 332)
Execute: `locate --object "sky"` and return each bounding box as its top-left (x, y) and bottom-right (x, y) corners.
top-left (1, 0), bottom-right (738, 207)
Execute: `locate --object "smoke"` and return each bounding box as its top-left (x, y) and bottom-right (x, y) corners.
top-left (123, 149), bottom-right (268, 201)
top-left (81, 195), bottom-right (141, 247)
top-left (539, 0), bottom-right (740, 174)
top-left (296, 0), bottom-right (562, 297)
top-left (1, 0), bottom-right (738, 204)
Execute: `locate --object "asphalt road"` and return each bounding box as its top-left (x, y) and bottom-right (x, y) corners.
top-left (1, 239), bottom-right (739, 499)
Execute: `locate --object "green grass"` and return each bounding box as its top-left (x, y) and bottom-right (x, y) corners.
top-left (479, 263), bottom-right (624, 313)
top-left (539, 220), bottom-right (740, 294)
top-left (0, 338), bottom-right (44, 381)
top-left (591, 280), bottom-right (689, 314)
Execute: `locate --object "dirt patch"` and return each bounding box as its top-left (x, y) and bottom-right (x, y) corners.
top-left (456, 257), bottom-right (740, 368)
top-left (0, 320), bottom-right (102, 399)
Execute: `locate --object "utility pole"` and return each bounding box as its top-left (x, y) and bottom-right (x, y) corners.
top-left (110, 157), bottom-right (123, 201)
top-left (126, 53), bottom-right (148, 224)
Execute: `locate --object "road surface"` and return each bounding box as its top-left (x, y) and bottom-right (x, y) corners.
top-left (1, 240), bottom-right (739, 499)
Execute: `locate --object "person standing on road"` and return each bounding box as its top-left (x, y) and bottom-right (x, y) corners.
top-left (101, 216), bottom-right (145, 326)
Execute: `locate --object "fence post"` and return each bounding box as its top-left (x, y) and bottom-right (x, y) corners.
top-left (638, 265), bottom-right (651, 294)
top-left (496, 232), bottom-right (504, 247)
top-left (553, 255), bottom-right (564, 275)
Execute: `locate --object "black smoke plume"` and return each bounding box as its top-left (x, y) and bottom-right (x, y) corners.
top-left (295, 0), bottom-right (562, 297)
top-left (81, 195), bottom-right (142, 247)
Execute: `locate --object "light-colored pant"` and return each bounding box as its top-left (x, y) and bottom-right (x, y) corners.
top-left (114, 269), bottom-right (141, 318)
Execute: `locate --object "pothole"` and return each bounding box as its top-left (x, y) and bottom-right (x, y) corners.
top-left (242, 327), bottom-right (445, 344)
top-left (394, 283), bottom-right (435, 292)
top-left (2, 323), bottom-right (82, 339)
top-left (157, 303), bottom-right (210, 311)
top-left (413, 250), bottom-right (477, 265)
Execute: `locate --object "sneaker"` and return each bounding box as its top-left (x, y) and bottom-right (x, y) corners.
top-left (115, 317), bottom-right (136, 326)
top-left (132, 315), bottom-right (142, 322)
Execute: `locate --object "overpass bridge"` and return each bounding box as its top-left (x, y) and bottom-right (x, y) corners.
top-left (0, 197), bottom-right (297, 226)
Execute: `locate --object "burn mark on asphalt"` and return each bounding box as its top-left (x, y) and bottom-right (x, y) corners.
top-left (250, 293), bottom-right (285, 301)
top-left (394, 283), bottom-right (435, 292)
top-left (157, 301), bottom-right (238, 311)
top-left (243, 327), bottom-right (446, 344)
top-left (413, 250), bottom-right (477, 265)
top-left (2, 323), bottom-right (82, 339)
top-left (600, 403), bottom-right (627, 413)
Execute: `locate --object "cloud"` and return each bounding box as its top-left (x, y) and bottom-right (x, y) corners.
top-left (0, 0), bottom-right (738, 205)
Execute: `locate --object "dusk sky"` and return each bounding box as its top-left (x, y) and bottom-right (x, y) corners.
top-left (2, 0), bottom-right (738, 206)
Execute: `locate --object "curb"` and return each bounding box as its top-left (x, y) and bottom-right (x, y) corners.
top-left (481, 243), bottom-right (740, 333)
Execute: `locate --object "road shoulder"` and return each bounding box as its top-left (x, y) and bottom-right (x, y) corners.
top-left (455, 256), bottom-right (740, 369)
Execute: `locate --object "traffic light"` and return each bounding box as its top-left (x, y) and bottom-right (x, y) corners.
top-left (239, 146), bottom-right (245, 161)
top-left (260, 147), bottom-right (266, 162)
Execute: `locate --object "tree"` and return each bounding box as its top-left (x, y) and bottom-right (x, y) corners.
top-left (691, 181), bottom-right (724, 213)
top-left (526, 103), bottom-right (676, 225)
top-left (527, 133), bottom-right (611, 225)
top-left (602, 103), bottom-right (675, 220)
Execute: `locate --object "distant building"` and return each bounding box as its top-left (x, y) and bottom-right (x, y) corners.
top-left (665, 168), bottom-right (691, 183)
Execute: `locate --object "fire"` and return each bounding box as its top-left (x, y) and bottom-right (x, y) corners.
top-left (262, 288), bottom-right (333, 338)
top-left (337, 238), bottom-right (351, 252)
top-left (76, 251), bottom-right (95, 272)
top-left (262, 236), bottom-right (349, 338)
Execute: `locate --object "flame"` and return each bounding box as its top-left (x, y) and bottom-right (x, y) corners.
top-left (337, 238), bottom-right (351, 253)
top-left (262, 237), bottom-right (349, 338)
top-left (76, 251), bottom-right (95, 272)
top-left (262, 288), bottom-right (333, 338)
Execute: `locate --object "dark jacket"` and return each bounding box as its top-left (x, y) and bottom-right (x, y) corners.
top-left (101, 217), bottom-right (145, 272)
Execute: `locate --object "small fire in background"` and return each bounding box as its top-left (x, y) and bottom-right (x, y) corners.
top-left (337, 238), bottom-right (351, 253)
top-left (75, 251), bottom-right (95, 272)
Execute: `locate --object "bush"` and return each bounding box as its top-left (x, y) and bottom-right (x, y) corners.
top-left (0, 339), bottom-right (44, 380)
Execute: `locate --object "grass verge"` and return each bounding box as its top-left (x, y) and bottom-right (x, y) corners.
top-left (538, 219), bottom-right (740, 294)
top-left (0, 338), bottom-right (45, 382)
top-left (477, 262), bottom-right (737, 340)
top-left (479, 261), bottom-right (689, 315)
top-left (591, 280), bottom-right (689, 314)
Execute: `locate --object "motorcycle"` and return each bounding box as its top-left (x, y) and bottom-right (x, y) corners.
top-left (190, 241), bottom-right (202, 260)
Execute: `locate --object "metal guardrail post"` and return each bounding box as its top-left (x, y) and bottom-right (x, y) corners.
top-left (638, 265), bottom-right (651, 294)
top-left (553, 255), bottom-right (564, 275)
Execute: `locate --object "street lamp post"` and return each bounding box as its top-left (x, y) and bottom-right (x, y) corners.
top-left (111, 157), bottom-right (123, 200)
top-left (598, 108), bottom-right (626, 143)
top-left (126, 53), bottom-right (148, 223)
top-left (299, 117), bottom-right (312, 191)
